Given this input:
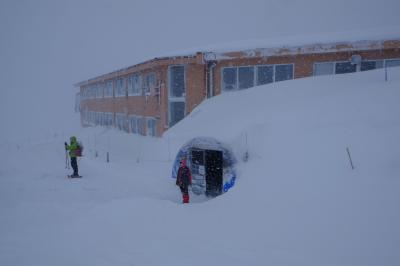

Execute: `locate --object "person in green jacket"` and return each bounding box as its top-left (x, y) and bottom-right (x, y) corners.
top-left (65, 136), bottom-right (80, 177)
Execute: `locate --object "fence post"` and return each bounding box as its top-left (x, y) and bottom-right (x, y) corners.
top-left (346, 147), bottom-right (355, 170)
top-left (385, 64), bottom-right (388, 82)
top-left (243, 132), bottom-right (249, 162)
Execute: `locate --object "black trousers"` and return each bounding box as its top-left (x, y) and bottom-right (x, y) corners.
top-left (179, 185), bottom-right (188, 196)
top-left (71, 157), bottom-right (78, 176)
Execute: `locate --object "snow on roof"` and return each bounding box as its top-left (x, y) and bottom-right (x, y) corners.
top-left (75, 26), bottom-right (400, 87)
top-left (162, 25), bottom-right (400, 59)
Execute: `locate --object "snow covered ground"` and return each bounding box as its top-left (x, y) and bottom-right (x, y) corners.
top-left (1, 67), bottom-right (400, 266)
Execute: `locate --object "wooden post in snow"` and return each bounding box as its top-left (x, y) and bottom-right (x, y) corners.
top-left (346, 147), bottom-right (355, 170)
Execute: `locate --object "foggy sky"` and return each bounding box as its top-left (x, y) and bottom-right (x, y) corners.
top-left (1, 0), bottom-right (399, 142)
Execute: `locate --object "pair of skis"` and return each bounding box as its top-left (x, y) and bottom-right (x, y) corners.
top-left (67, 175), bottom-right (82, 178)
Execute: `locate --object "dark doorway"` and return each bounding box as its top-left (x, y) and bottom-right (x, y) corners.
top-left (189, 148), bottom-right (223, 197)
top-left (205, 150), bottom-right (223, 197)
top-left (190, 149), bottom-right (206, 195)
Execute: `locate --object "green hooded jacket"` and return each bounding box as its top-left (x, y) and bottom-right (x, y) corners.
top-left (66, 136), bottom-right (79, 158)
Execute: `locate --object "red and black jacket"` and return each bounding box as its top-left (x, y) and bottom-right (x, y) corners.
top-left (176, 165), bottom-right (192, 187)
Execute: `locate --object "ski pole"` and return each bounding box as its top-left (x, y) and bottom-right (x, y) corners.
top-left (65, 148), bottom-right (70, 169)
top-left (65, 149), bottom-right (68, 168)
top-left (67, 153), bottom-right (70, 169)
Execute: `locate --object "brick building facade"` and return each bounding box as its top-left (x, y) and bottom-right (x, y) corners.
top-left (76, 38), bottom-right (400, 137)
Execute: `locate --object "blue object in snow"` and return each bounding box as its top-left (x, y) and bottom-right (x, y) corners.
top-left (223, 175), bottom-right (236, 192)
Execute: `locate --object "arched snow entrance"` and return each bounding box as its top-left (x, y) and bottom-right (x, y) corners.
top-left (171, 137), bottom-right (237, 197)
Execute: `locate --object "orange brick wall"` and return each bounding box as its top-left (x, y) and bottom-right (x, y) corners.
top-left (186, 63), bottom-right (206, 113)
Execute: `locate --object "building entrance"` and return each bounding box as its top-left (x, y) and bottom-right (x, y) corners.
top-left (190, 149), bottom-right (223, 197)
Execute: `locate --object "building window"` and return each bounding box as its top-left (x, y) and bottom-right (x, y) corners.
top-left (386, 58), bottom-right (400, 68)
top-left (146, 118), bottom-right (157, 137)
top-left (314, 59), bottom-right (394, 75)
top-left (129, 116), bottom-right (139, 134)
top-left (84, 86), bottom-right (88, 99)
top-left (314, 62), bottom-right (335, 76)
top-left (137, 117), bottom-right (145, 135)
top-left (223, 64), bottom-right (294, 92)
top-left (169, 65), bottom-right (185, 98)
top-left (89, 111), bottom-right (95, 125)
top-left (115, 113), bottom-right (128, 132)
top-left (143, 73), bottom-right (156, 95)
top-left (257, 65), bottom-right (274, 85)
top-left (222, 67), bottom-right (237, 91)
top-left (91, 84), bottom-right (96, 98)
top-left (86, 86), bottom-right (91, 99)
top-left (169, 101), bottom-right (185, 127)
top-left (275, 64), bottom-right (294, 81)
top-left (97, 112), bottom-right (102, 125)
top-left (94, 112), bottom-right (101, 125)
top-left (81, 87), bottom-right (86, 100)
top-left (103, 113), bottom-right (113, 127)
top-left (128, 74), bottom-right (142, 96)
top-left (361, 60), bottom-right (384, 71)
top-left (104, 80), bottom-right (113, 97)
top-left (128, 116), bottom-right (145, 135)
top-left (93, 85), bottom-right (97, 98)
top-left (87, 84), bottom-right (94, 99)
top-left (168, 65), bottom-right (186, 127)
top-left (238, 66), bottom-right (254, 89)
top-left (335, 62), bottom-right (356, 74)
top-left (115, 78), bottom-right (126, 97)
top-left (97, 83), bottom-right (104, 98)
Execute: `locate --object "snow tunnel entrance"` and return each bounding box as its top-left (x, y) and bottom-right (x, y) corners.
top-left (190, 149), bottom-right (223, 197)
top-left (172, 137), bottom-right (237, 199)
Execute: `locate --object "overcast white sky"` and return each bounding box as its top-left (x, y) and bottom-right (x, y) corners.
top-left (0, 0), bottom-right (399, 141)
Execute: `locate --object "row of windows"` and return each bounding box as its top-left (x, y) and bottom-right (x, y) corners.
top-left (81, 72), bottom-right (157, 100)
top-left (82, 111), bottom-right (157, 137)
top-left (220, 59), bottom-right (400, 92)
top-left (221, 64), bottom-right (294, 92)
top-left (313, 58), bottom-right (400, 76)
top-left (82, 58), bottom-right (400, 100)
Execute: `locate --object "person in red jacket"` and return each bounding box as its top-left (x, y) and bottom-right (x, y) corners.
top-left (176, 158), bottom-right (192, 203)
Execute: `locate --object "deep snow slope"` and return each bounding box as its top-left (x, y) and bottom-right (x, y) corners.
top-left (166, 66), bottom-right (400, 265)
top-left (1, 67), bottom-right (400, 266)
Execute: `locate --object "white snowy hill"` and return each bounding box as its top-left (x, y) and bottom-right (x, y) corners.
top-left (1, 67), bottom-right (400, 266)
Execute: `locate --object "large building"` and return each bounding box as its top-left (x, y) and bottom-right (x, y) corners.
top-left (76, 37), bottom-right (400, 137)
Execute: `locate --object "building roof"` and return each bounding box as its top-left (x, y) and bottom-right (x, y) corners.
top-left (162, 25), bottom-right (400, 58)
top-left (75, 26), bottom-right (400, 88)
